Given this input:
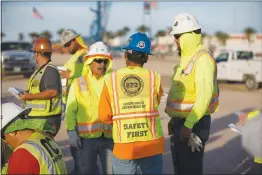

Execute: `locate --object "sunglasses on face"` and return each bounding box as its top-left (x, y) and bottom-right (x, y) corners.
top-left (174, 34), bottom-right (182, 40)
top-left (64, 40), bottom-right (73, 48)
top-left (93, 59), bottom-right (109, 64)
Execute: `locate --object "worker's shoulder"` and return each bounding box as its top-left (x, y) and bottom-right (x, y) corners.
top-left (44, 65), bottom-right (59, 74)
top-left (195, 50), bottom-right (215, 66)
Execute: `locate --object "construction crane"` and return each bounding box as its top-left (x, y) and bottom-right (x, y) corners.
top-left (89, 1), bottom-right (112, 43)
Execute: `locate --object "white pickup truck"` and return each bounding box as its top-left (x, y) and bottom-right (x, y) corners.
top-left (215, 50), bottom-right (262, 90)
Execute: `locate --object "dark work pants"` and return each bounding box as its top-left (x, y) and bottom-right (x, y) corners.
top-left (170, 115), bottom-right (211, 175)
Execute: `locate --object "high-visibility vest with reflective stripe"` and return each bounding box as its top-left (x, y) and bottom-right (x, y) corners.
top-left (105, 67), bottom-right (164, 143)
top-left (14, 132), bottom-right (67, 174)
top-left (62, 49), bottom-right (87, 104)
top-left (26, 62), bottom-right (62, 117)
top-left (166, 49), bottom-right (219, 118)
top-left (247, 110), bottom-right (262, 164)
top-left (74, 76), bottom-right (112, 139)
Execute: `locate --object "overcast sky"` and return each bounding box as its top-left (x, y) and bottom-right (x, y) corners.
top-left (2, 1), bottom-right (262, 42)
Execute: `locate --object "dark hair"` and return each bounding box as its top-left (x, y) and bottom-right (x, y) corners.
top-left (35, 52), bottom-right (52, 59)
top-left (126, 50), bottom-right (148, 65)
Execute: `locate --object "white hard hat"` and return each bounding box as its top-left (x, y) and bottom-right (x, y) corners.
top-left (1, 103), bottom-right (31, 131)
top-left (87, 41), bottom-right (111, 57)
top-left (170, 13), bottom-right (201, 35)
top-left (60, 29), bottom-right (80, 46)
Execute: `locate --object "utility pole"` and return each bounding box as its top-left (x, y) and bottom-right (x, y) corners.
top-left (90, 1), bottom-right (102, 42)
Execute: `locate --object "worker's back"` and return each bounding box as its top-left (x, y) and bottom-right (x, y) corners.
top-left (14, 132), bottom-right (67, 174)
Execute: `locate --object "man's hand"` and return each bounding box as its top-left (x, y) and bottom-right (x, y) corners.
top-left (168, 119), bottom-right (174, 135)
top-left (180, 125), bottom-right (192, 141)
top-left (68, 131), bottom-right (82, 148)
top-left (60, 70), bottom-right (71, 79)
top-left (19, 93), bottom-right (33, 101)
top-left (238, 113), bottom-right (249, 126)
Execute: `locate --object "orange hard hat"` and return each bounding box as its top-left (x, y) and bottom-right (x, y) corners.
top-left (31, 37), bottom-right (53, 52)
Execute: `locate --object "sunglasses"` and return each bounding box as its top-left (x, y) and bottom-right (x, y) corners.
top-left (93, 59), bottom-right (108, 64)
top-left (64, 40), bottom-right (73, 48)
top-left (174, 34), bottom-right (182, 40)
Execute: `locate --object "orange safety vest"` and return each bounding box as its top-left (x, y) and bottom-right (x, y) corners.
top-left (105, 67), bottom-right (164, 143)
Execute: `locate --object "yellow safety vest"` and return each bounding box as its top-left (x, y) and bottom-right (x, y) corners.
top-left (62, 49), bottom-right (87, 103)
top-left (13, 132), bottom-right (67, 174)
top-left (74, 76), bottom-right (112, 139)
top-left (26, 61), bottom-right (62, 117)
top-left (166, 49), bottom-right (219, 118)
top-left (247, 110), bottom-right (262, 164)
top-left (105, 67), bottom-right (164, 143)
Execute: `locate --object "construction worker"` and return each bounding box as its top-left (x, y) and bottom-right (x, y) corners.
top-left (1, 102), bottom-right (67, 174)
top-left (1, 139), bottom-right (13, 174)
top-left (65, 41), bottom-right (113, 174)
top-left (238, 110), bottom-right (262, 174)
top-left (165, 13), bottom-right (219, 175)
top-left (19, 37), bottom-right (62, 137)
top-left (59, 29), bottom-right (88, 106)
top-left (99, 32), bottom-right (165, 174)
top-left (60, 29), bottom-right (88, 173)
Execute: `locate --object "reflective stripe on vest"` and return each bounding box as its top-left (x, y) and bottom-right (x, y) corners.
top-left (24, 140), bottom-right (55, 174)
top-left (26, 99), bottom-right (61, 111)
top-left (77, 122), bottom-right (101, 134)
top-left (104, 124), bottom-right (113, 133)
top-left (113, 111), bottom-right (159, 120)
top-left (78, 76), bottom-right (88, 92)
top-left (111, 70), bottom-right (158, 142)
top-left (167, 94), bottom-right (219, 112)
top-left (77, 122), bottom-right (113, 134)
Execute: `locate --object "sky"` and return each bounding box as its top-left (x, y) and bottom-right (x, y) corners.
top-left (1, 1), bottom-right (262, 42)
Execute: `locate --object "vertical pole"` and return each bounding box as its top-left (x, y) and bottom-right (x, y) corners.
top-left (97, 1), bottom-right (102, 41)
top-left (149, 9), bottom-right (152, 40)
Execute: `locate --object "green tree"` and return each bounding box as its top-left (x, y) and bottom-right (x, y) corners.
top-left (40, 30), bottom-right (53, 39)
top-left (136, 25), bottom-right (149, 33)
top-left (57, 28), bottom-right (65, 37)
top-left (18, 33), bottom-right (24, 41)
top-left (155, 30), bottom-right (166, 37)
top-left (215, 31), bottom-right (230, 46)
top-left (122, 26), bottom-right (130, 35)
top-left (28, 32), bottom-right (40, 42)
top-left (244, 27), bottom-right (256, 47)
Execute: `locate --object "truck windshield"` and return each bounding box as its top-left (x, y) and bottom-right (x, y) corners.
top-left (1, 42), bottom-right (32, 51)
top-left (216, 53), bottom-right (228, 62)
top-left (236, 51), bottom-right (253, 60)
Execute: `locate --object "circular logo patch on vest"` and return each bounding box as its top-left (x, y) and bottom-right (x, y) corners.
top-left (121, 75), bottom-right (144, 97)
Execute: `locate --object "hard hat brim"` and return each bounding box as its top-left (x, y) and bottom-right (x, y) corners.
top-left (30, 48), bottom-right (53, 53)
top-left (122, 46), bottom-right (153, 55)
top-left (61, 34), bottom-right (81, 47)
top-left (1, 108), bottom-right (31, 132)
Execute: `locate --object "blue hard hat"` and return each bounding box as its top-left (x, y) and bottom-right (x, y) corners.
top-left (122, 32), bottom-right (152, 55)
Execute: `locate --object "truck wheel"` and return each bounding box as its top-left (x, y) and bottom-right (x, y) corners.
top-left (245, 76), bottom-right (259, 90)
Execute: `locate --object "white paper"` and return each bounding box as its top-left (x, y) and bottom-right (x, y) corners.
top-left (161, 93), bottom-right (168, 102)
top-left (8, 87), bottom-right (25, 100)
top-left (57, 66), bottom-right (67, 71)
top-left (228, 123), bottom-right (243, 135)
top-left (61, 78), bottom-right (67, 87)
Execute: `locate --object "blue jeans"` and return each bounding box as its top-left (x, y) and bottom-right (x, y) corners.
top-left (112, 154), bottom-right (163, 174)
top-left (76, 134), bottom-right (113, 174)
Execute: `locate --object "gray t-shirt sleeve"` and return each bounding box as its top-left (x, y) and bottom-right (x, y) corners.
top-left (40, 66), bottom-right (62, 93)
